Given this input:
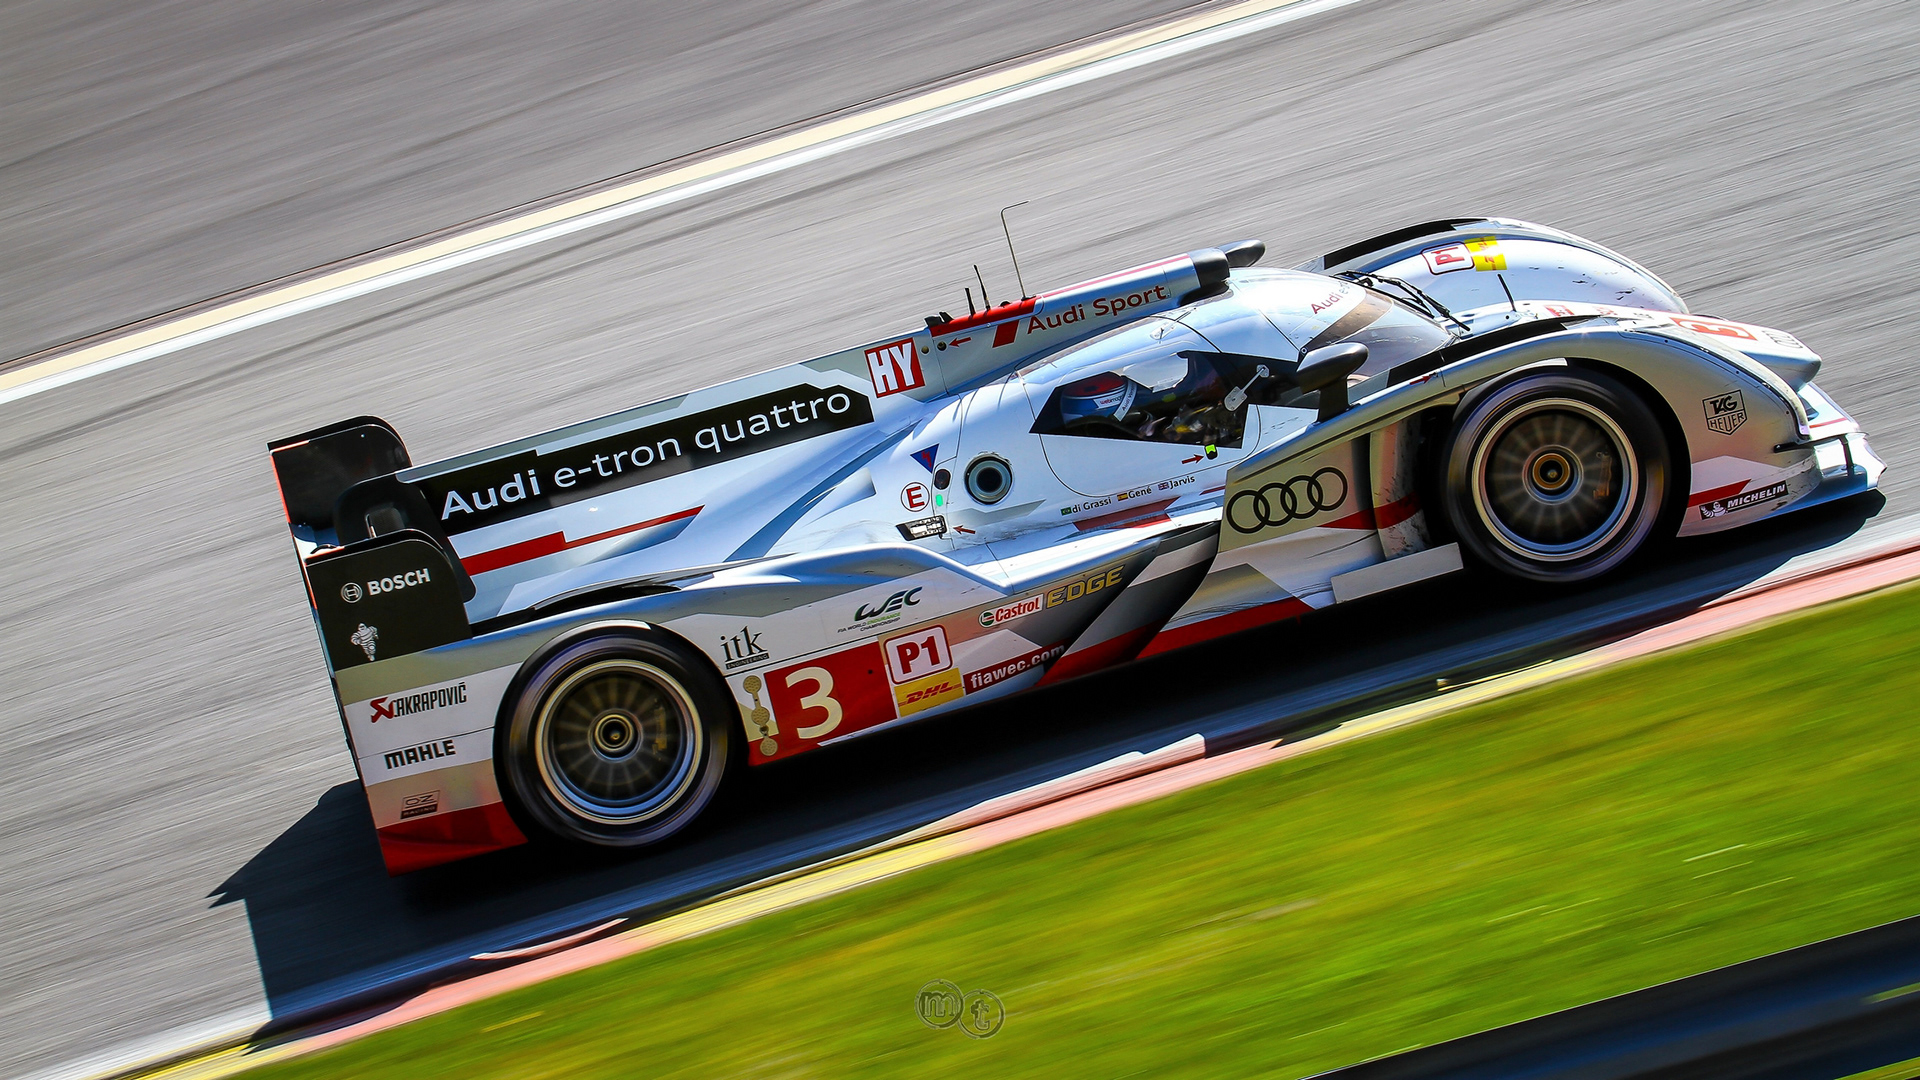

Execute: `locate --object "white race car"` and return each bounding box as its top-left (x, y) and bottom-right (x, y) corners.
top-left (270, 217), bottom-right (1880, 873)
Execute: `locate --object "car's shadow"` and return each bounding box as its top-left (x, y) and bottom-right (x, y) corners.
top-left (212, 493), bottom-right (1890, 1025)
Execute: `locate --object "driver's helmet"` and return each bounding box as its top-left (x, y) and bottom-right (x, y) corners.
top-left (1057, 371), bottom-right (1140, 427)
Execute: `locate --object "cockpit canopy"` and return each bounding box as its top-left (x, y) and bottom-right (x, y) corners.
top-left (1033, 347), bottom-right (1267, 447)
top-left (1025, 269), bottom-right (1453, 446)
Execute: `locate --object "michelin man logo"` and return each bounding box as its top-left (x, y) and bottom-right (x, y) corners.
top-left (350, 623), bottom-right (379, 662)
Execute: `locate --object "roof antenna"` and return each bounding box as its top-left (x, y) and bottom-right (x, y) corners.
top-left (1000, 201), bottom-right (1030, 300)
top-left (964, 287), bottom-right (977, 316)
top-left (973, 263), bottom-right (991, 309)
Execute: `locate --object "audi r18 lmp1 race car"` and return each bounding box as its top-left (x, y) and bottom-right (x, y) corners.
top-left (271, 217), bottom-right (1882, 873)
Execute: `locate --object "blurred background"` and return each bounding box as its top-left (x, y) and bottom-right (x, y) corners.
top-left (4, 1), bottom-right (1920, 1077)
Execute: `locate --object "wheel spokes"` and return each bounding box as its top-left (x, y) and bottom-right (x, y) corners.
top-left (1476, 402), bottom-right (1636, 559)
top-left (535, 660), bottom-right (701, 824)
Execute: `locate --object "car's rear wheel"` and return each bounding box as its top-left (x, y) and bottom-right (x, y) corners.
top-left (500, 631), bottom-right (732, 848)
top-left (1442, 369), bottom-right (1670, 583)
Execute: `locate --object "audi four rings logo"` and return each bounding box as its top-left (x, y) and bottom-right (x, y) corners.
top-left (1226, 468), bottom-right (1349, 533)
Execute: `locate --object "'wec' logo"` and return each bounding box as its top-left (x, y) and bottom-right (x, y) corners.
top-left (855, 587), bottom-right (921, 622)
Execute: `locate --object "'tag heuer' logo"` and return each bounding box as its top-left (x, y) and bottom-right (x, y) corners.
top-left (865, 338), bottom-right (925, 397)
top-left (1704, 391), bottom-right (1747, 435)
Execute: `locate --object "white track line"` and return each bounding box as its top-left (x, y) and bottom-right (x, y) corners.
top-left (0, 0), bottom-right (1363, 409)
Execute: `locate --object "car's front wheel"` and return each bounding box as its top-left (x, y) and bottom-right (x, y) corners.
top-left (1442, 368), bottom-right (1671, 583)
top-left (500, 630), bottom-right (733, 848)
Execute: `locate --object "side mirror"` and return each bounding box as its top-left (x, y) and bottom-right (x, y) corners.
top-left (1296, 342), bottom-right (1369, 422)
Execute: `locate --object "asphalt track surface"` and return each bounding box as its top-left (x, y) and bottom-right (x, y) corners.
top-left (5, 1), bottom-right (1920, 1076)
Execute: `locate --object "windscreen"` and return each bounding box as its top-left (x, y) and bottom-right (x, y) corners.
top-left (1295, 289), bottom-right (1453, 376)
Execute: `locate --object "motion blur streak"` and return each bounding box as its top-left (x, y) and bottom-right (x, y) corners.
top-left (0, 0), bottom-right (1356, 408)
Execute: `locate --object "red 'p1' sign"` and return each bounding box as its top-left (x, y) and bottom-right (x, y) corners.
top-left (885, 626), bottom-right (952, 684)
top-left (1422, 244), bottom-right (1471, 274)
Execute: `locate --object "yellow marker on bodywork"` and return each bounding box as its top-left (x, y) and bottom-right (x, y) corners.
top-left (1466, 237), bottom-right (1508, 271)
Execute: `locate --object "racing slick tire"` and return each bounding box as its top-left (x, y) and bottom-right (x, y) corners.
top-left (499, 630), bottom-right (733, 848)
top-left (1442, 368), bottom-right (1671, 583)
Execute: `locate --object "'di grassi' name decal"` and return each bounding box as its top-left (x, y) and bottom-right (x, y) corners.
top-left (415, 383), bottom-right (873, 534)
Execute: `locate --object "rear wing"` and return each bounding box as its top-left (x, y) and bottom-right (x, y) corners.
top-left (268, 246), bottom-right (1230, 647)
top-left (269, 419), bottom-right (472, 675)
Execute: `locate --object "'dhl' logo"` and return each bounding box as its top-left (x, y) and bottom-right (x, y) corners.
top-left (1703, 391), bottom-right (1747, 435)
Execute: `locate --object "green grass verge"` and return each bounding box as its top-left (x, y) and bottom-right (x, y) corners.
top-left (250, 582), bottom-right (1920, 1080)
top-left (1841, 1055), bottom-right (1920, 1080)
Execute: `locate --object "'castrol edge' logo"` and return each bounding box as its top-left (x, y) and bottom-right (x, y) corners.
top-left (979, 565), bottom-right (1124, 627)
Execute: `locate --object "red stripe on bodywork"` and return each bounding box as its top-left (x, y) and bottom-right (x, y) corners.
top-left (1375, 493), bottom-right (1421, 528)
top-left (1323, 492), bottom-right (1422, 531)
top-left (1136, 596), bottom-right (1313, 659)
top-left (462, 532), bottom-right (566, 575)
top-left (992, 320), bottom-right (1021, 347)
top-left (1688, 481), bottom-right (1748, 508)
top-left (933, 299), bottom-right (1036, 337)
top-left (1038, 624), bottom-right (1162, 685)
top-left (1072, 498), bottom-right (1176, 532)
top-left (377, 801), bottom-right (526, 875)
top-left (462, 505), bottom-right (702, 575)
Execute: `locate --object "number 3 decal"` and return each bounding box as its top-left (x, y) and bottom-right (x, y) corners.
top-left (784, 666), bottom-right (843, 739)
top-left (763, 642), bottom-right (892, 759)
